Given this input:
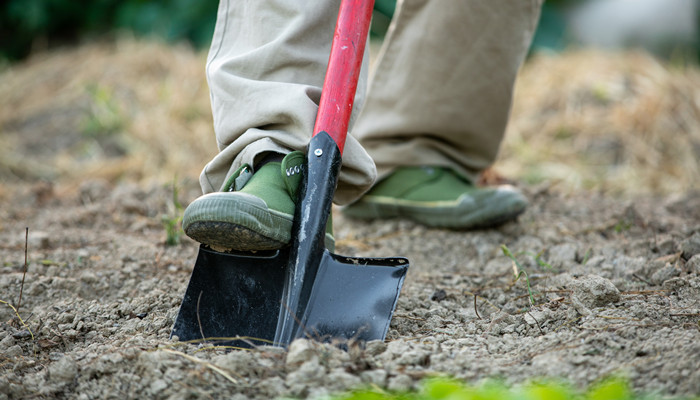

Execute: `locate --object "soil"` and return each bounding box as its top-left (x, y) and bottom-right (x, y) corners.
top-left (1, 41), bottom-right (700, 399)
top-left (1, 181), bottom-right (699, 399)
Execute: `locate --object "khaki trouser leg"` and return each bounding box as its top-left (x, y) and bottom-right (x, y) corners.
top-left (201, 0), bottom-right (542, 204)
top-left (353, 0), bottom-right (542, 183)
top-left (201, 0), bottom-right (375, 205)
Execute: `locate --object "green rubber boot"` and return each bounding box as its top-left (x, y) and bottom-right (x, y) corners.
top-left (342, 166), bottom-right (527, 229)
top-left (183, 152), bottom-right (334, 252)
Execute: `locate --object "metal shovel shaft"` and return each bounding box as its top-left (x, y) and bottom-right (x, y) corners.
top-left (273, 0), bottom-right (376, 345)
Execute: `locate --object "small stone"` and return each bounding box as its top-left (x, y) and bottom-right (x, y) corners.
top-left (326, 368), bottom-right (362, 391)
top-left (681, 233), bottom-right (700, 260)
top-left (150, 379), bottom-right (168, 394)
top-left (650, 264), bottom-right (680, 286)
top-left (28, 231), bottom-right (51, 249)
top-left (120, 199), bottom-right (148, 215)
top-left (531, 352), bottom-right (564, 376)
top-left (361, 369), bottom-right (388, 386)
top-left (48, 356), bottom-right (78, 383)
top-left (571, 275), bottom-right (621, 308)
top-left (524, 309), bottom-right (550, 326)
top-left (430, 289), bottom-right (447, 302)
top-left (0, 335), bottom-right (15, 350)
top-left (387, 374), bottom-right (413, 392)
top-left (686, 255), bottom-right (700, 274)
top-left (28, 281), bottom-right (46, 296)
top-left (654, 235), bottom-right (678, 255)
top-left (364, 340), bottom-right (387, 356)
top-left (256, 376), bottom-right (286, 398)
top-left (285, 358), bottom-right (325, 395)
top-left (12, 329), bottom-right (32, 340)
top-left (5, 345), bottom-right (22, 357)
top-left (662, 277), bottom-right (688, 290)
top-left (395, 349), bottom-right (429, 366)
top-left (79, 179), bottom-right (111, 203)
top-left (488, 312), bottom-right (517, 334)
top-left (621, 204), bottom-right (645, 228)
top-left (286, 339), bottom-right (316, 367)
top-left (307, 387), bottom-right (330, 399)
top-left (642, 258), bottom-right (667, 278)
top-left (547, 243), bottom-right (579, 266)
top-left (64, 329), bottom-right (80, 339)
top-left (383, 340), bottom-right (411, 361)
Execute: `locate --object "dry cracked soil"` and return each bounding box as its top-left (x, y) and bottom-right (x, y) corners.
top-left (1, 181), bottom-right (699, 399)
top-left (1, 40), bottom-right (700, 400)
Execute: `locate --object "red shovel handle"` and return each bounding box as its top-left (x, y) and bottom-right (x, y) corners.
top-left (312, 0), bottom-right (375, 155)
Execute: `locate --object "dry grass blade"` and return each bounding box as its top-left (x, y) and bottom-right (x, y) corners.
top-left (160, 349), bottom-right (239, 384)
top-left (474, 294), bottom-right (482, 320)
top-left (526, 310), bottom-right (545, 335)
top-left (16, 227), bottom-right (28, 312)
top-left (2, 41), bottom-right (698, 196)
top-left (163, 336), bottom-right (275, 349)
top-left (0, 40), bottom-right (214, 187)
top-left (196, 291), bottom-right (206, 343)
top-left (499, 49), bottom-right (700, 195)
top-left (462, 290), bottom-right (502, 313)
top-left (0, 299), bottom-right (34, 340)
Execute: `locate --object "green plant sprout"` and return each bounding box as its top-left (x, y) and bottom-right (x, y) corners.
top-left (329, 376), bottom-right (688, 400)
top-left (161, 179), bottom-right (184, 246)
top-left (521, 249), bottom-right (553, 270)
top-left (501, 244), bottom-right (537, 306)
top-left (0, 299), bottom-right (34, 340)
top-left (581, 248), bottom-right (592, 265)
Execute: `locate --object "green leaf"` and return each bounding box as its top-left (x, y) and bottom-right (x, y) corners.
top-left (524, 382), bottom-right (575, 400)
top-left (587, 379), bottom-right (631, 400)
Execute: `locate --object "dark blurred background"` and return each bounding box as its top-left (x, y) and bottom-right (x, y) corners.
top-left (1, 0), bottom-right (699, 63)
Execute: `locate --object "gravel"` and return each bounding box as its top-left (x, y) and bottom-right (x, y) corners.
top-left (1, 183), bottom-right (699, 399)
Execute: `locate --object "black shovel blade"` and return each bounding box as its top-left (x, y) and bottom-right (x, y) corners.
top-left (170, 245), bottom-right (408, 348)
top-left (170, 245), bottom-right (287, 348)
top-left (297, 250), bottom-right (408, 343)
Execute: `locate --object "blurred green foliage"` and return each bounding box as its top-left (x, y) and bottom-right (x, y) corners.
top-left (1, 0), bottom-right (218, 61)
top-left (3, 0), bottom-right (694, 63)
top-left (0, 0), bottom-right (571, 61)
top-left (531, 1), bottom-right (569, 53)
top-left (331, 376), bottom-right (692, 400)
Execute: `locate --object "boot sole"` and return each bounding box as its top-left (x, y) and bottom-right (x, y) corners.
top-left (343, 192), bottom-right (527, 230)
top-left (183, 192), bottom-right (293, 252)
top-left (185, 221), bottom-right (286, 252)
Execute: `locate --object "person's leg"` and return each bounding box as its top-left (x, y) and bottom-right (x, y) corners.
top-left (344, 0), bottom-right (542, 228)
top-left (355, 0), bottom-right (542, 181)
top-left (201, 0), bottom-right (375, 202)
top-left (185, 0), bottom-right (376, 251)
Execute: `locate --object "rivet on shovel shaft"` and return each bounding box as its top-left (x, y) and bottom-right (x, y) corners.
top-left (314, 148), bottom-right (323, 157)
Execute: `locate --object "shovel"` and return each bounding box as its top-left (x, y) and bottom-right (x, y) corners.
top-left (171, 0), bottom-right (409, 348)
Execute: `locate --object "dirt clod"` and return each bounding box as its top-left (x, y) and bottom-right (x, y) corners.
top-left (28, 231), bottom-right (51, 250)
top-left (571, 275), bottom-right (621, 309)
top-left (680, 233), bottom-right (700, 260)
top-left (4, 345), bottom-right (22, 358)
top-left (430, 289), bottom-right (447, 302)
top-left (286, 339), bottom-right (317, 367)
top-left (650, 263), bottom-right (681, 286)
top-left (687, 255), bottom-right (700, 274)
top-left (48, 356), bottom-right (78, 384)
